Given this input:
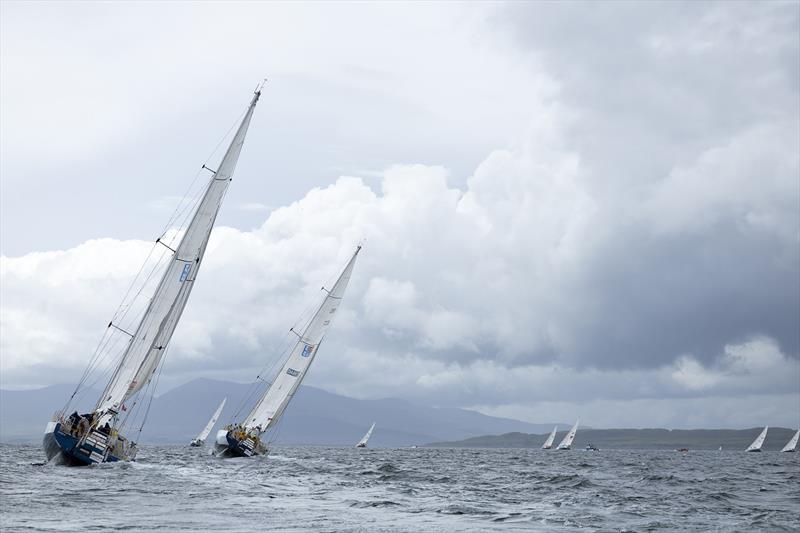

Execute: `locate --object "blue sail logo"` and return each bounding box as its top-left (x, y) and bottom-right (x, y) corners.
top-left (179, 263), bottom-right (191, 282)
top-left (301, 344), bottom-right (315, 357)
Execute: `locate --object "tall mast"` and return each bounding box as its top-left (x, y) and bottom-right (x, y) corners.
top-left (96, 88), bottom-right (262, 417)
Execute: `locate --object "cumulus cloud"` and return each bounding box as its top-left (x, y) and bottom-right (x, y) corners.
top-left (1, 2), bottom-right (797, 428)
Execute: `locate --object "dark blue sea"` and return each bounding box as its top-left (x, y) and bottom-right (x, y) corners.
top-left (1, 444), bottom-right (798, 531)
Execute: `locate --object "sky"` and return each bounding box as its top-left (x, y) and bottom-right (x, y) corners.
top-left (1, 1), bottom-right (798, 429)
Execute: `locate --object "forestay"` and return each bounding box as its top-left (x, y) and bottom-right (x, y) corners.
top-left (96, 91), bottom-right (261, 417)
top-left (197, 398), bottom-right (227, 442)
top-left (243, 246), bottom-right (361, 432)
top-left (557, 420), bottom-right (579, 449)
top-left (745, 426), bottom-right (769, 451)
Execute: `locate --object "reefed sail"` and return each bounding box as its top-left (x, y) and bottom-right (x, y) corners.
top-left (356, 422), bottom-right (376, 448)
top-left (556, 420), bottom-right (579, 450)
top-left (43, 86), bottom-right (262, 466)
top-left (216, 246), bottom-right (361, 458)
top-left (541, 426), bottom-right (557, 449)
top-left (191, 398), bottom-right (227, 446)
top-left (780, 429), bottom-right (798, 453)
top-left (745, 426), bottom-right (768, 452)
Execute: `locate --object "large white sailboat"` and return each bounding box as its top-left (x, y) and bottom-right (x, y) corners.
top-left (541, 426), bottom-right (557, 450)
top-left (780, 429), bottom-right (798, 453)
top-left (745, 426), bottom-right (768, 452)
top-left (43, 86), bottom-right (263, 466)
top-left (556, 420), bottom-right (579, 450)
top-left (215, 246), bottom-right (361, 458)
top-left (190, 398), bottom-right (227, 447)
top-left (356, 422), bottom-right (376, 448)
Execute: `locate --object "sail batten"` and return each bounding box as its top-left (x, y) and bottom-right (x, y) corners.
top-left (242, 247), bottom-right (361, 432)
top-left (96, 91), bottom-right (261, 417)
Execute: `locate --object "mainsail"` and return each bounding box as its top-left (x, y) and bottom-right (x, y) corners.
top-left (556, 419), bottom-right (579, 450)
top-left (357, 422), bottom-right (376, 447)
top-left (780, 429), bottom-right (798, 453)
top-left (95, 90), bottom-right (261, 419)
top-left (242, 246), bottom-right (361, 433)
top-left (542, 426), bottom-right (557, 449)
top-left (745, 426), bottom-right (768, 452)
top-left (195, 398), bottom-right (227, 443)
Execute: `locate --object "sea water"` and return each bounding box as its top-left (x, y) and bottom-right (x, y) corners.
top-left (0, 444), bottom-right (798, 531)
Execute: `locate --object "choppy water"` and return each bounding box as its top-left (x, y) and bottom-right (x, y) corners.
top-left (1, 444), bottom-right (798, 532)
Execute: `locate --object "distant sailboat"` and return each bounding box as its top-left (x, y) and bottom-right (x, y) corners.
top-left (190, 398), bottom-right (227, 447)
top-left (215, 247), bottom-right (361, 458)
top-left (781, 429), bottom-right (799, 453)
top-left (745, 426), bottom-right (768, 452)
top-left (356, 422), bottom-right (376, 448)
top-left (541, 426), bottom-right (557, 449)
top-left (42, 86), bottom-right (263, 466)
top-left (556, 419), bottom-right (579, 450)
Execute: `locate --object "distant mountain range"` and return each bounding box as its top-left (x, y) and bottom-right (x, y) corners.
top-left (0, 378), bottom-right (555, 446)
top-left (426, 428), bottom-right (799, 451)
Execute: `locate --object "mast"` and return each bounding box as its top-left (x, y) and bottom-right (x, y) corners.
top-left (242, 246), bottom-right (361, 432)
top-left (96, 88), bottom-right (262, 419)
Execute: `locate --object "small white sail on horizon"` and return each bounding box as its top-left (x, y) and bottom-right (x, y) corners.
top-left (356, 422), bottom-right (376, 448)
top-left (191, 398), bottom-right (227, 446)
top-left (745, 426), bottom-right (768, 452)
top-left (542, 426), bottom-right (557, 449)
top-left (781, 429), bottom-right (799, 452)
top-left (556, 420), bottom-right (579, 450)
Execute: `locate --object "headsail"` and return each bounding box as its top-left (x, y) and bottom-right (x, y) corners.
top-left (780, 429), bottom-right (798, 452)
top-left (196, 398), bottom-right (227, 443)
top-left (357, 422), bottom-right (376, 447)
top-left (243, 246), bottom-right (361, 432)
top-left (95, 90), bottom-right (261, 418)
top-left (745, 426), bottom-right (768, 452)
top-left (542, 426), bottom-right (557, 449)
top-left (556, 419), bottom-right (579, 450)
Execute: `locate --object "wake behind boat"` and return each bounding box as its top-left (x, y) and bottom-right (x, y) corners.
top-left (356, 422), bottom-right (376, 448)
top-left (745, 426), bottom-right (768, 452)
top-left (190, 398), bottom-right (227, 447)
top-left (43, 86), bottom-right (262, 466)
top-left (215, 247), bottom-right (361, 458)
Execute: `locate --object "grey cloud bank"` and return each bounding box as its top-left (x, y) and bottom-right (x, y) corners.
top-left (0, 2), bottom-right (797, 429)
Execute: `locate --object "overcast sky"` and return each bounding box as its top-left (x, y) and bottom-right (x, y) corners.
top-left (1, 1), bottom-right (798, 429)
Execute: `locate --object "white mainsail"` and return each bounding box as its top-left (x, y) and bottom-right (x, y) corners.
top-left (780, 429), bottom-right (798, 452)
top-left (243, 246), bottom-right (361, 432)
top-left (195, 398), bottom-right (227, 443)
top-left (95, 90), bottom-right (261, 418)
top-left (556, 419), bottom-right (579, 450)
top-left (542, 426), bottom-right (557, 449)
top-left (357, 422), bottom-right (376, 447)
top-left (745, 426), bottom-right (768, 452)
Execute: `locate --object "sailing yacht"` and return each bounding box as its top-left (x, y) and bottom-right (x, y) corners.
top-left (781, 429), bottom-right (799, 453)
top-left (42, 86), bottom-right (263, 466)
top-left (556, 420), bottom-right (579, 450)
top-left (190, 398), bottom-right (227, 447)
top-left (356, 422), bottom-right (376, 448)
top-left (745, 426), bottom-right (768, 452)
top-left (541, 426), bottom-right (557, 450)
top-left (215, 247), bottom-right (361, 458)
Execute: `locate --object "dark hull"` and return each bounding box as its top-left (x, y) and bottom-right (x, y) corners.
top-left (43, 422), bottom-right (122, 466)
top-left (214, 430), bottom-right (266, 458)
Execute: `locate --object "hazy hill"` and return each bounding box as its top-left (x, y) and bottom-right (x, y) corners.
top-left (426, 427), bottom-right (799, 451)
top-left (0, 378), bottom-right (554, 446)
